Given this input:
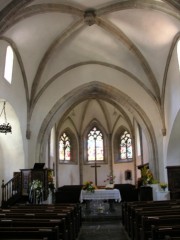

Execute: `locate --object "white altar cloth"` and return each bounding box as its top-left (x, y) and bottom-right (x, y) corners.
top-left (80, 189), bottom-right (121, 203)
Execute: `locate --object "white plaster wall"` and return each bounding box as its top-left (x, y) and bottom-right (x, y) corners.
top-left (58, 164), bottom-right (80, 186)
top-left (0, 101), bottom-right (24, 204)
top-left (57, 118), bottom-right (79, 187)
top-left (164, 43), bottom-right (180, 169)
top-left (0, 41), bottom-right (28, 204)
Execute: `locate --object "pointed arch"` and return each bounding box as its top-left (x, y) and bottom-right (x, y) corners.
top-left (82, 119), bottom-right (109, 164)
top-left (37, 81), bottom-right (159, 179)
top-left (113, 126), bottom-right (133, 163)
top-left (58, 128), bottom-right (78, 164)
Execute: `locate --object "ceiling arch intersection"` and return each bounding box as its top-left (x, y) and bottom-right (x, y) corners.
top-left (37, 81), bottom-right (159, 175)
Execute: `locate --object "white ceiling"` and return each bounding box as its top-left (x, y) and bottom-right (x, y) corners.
top-left (0, 0), bottom-right (179, 129)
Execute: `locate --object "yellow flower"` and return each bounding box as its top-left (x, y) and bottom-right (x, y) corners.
top-left (82, 181), bottom-right (95, 192)
top-left (159, 183), bottom-right (168, 189)
top-left (141, 166), bottom-right (154, 185)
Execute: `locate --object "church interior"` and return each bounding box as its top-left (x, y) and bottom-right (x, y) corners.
top-left (0, 0), bottom-right (180, 239)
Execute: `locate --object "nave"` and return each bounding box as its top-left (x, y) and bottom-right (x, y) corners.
top-left (77, 220), bottom-right (129, 240)
top-left (77, 202), bottom-right (129, 240)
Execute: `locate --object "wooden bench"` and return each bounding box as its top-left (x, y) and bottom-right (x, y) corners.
top-left (122, 200), bottom-right (180, 232)
top-left (0, 226), bottom-right (59, 240)
top-left (140, 215), bottom-right (180, 240)
top-left (1, 238), bottom-right (48, 240)
top-left (0, 207), bottom-right (76, 239)
top-left (165, 237), bottom-right (180, 240)
top-left (121, 200), bottom-right (180, 240)
top-left (151, 225), bottom-right (180, 240)
top-left (133, 208), bottom-right (180, 240)
top-left (0, 218), bottom-right (68, 240)
top-left (0, 203), bottom-right (82, 240)
top-left (8, 203), bottom-right (82, 237)
top-left (124, 202), bottom-right (180, 237)
top-left (0, 212), bottom-right (73, 240)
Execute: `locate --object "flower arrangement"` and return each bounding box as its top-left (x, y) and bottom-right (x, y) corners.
top-left (104, 173), bottom-right (115, 184)
top-left (29, 179), bottom-right (43, 204)
top-left (82, 181), bottom-right (96, 192)
top-left (48, 170), bottom-right (55, 191)
top-left (141, 166), bottom-right (155, 185)
top-left (159, 182), bottom-right (168, 191)
top-left (30, 179), bottom-right (43, 191)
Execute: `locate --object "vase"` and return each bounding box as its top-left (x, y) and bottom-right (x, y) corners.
top-left (47, 189), bottom-right (53, 204)
top-left (161, 187), bottom-right (167, 191)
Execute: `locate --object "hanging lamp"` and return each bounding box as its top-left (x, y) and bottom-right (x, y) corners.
top-left (0, 101), bottom-right (12, 134)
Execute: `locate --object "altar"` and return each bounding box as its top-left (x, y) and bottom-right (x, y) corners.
top-left (80, 189), bottom-right (121, 202)
top-left (80, 189), bottom-right (121, 213)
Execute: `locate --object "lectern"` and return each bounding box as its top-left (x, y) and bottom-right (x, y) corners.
top-left (20, 165), bottom-right (52, 200)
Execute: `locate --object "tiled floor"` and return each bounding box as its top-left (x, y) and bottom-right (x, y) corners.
top-left (78, 201), bottom-right (130, 240)
top-left (77, 220), bottom-right (130, 240)
top-left (81, 200), bottom-right (122, 221)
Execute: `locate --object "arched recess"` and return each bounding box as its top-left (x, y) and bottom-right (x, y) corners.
top-left (36, 81), bottom-right (159, 180)
top-left (167, 109), bottom-right (180, 166)
top-left (113, 126), bottom-right (133, 163)
top-left (0, 99), bottom-right (25, 187)
top-left (58, 127), bottom-right (78, 164)
top-left (82, 118), bottom-right (109, 165)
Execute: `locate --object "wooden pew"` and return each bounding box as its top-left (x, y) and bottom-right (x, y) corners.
top-left (0, 218), bottom-right (68, 240)
top-left (151, 225), bottom-right (180, 240)
top-left (123, 201), bottom-right (180, 238)
top-left (0, 212), bottom-right (73, 240)
top-left (0, 203), bottom-right (82, 240)
top-left (1, 238), bottom-right (48, 240)
top-left (133, 208), bottom-right (180, 240)
top-left (0, 207), bottom-right (76, 239)
top-left (140, 215), bottom-right (180, 240)
top-left (122, 200), bottom-right (180, 233)
top-left (0, 226), bottom-right (59, 240)
top-left (165, 237), bottom-right (180, 240)
top-left (8, 203), bottom-right (82, 236)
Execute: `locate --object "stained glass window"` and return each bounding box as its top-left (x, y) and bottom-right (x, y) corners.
top-left (59, 132), bottom-right (71, 161)
top-left (120, 130), bottom-right (132, 160)
top-left (87, 127), bottom-right (104, 161)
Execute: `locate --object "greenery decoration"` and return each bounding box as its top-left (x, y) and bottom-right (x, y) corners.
top-left (82, 181), bottom-right (96, 192)
top-left (141, 166), bottom-right (155, 185)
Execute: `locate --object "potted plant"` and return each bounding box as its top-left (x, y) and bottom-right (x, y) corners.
top-left (159, 183), bottom-right (168, 191)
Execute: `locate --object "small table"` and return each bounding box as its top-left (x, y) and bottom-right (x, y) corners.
top-left (155, 190), bottom-right (170, 201)
top-left (80, 189), bottom-right (121, 212)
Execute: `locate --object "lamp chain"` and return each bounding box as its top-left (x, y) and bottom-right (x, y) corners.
top-left (0, 102), bottom-right (7, 123)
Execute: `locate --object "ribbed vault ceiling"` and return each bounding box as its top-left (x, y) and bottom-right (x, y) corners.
top-left (0, 0), bottom-right (179, 135)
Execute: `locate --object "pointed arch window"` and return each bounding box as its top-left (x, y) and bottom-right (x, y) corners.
top-left (4, 46), bottom-right (14, 84)
top-left (59, 132), bottom-right (71, 161)
top-left (59, 130), bottom-right (78, 164)
top-left (114, 128), bottom-right (133, 163)
top-left (120, 130), bottom-right (132, 160)
top-left (87, 126), bottom-right (104, 161)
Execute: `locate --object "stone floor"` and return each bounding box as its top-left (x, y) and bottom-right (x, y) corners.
top-left (78, 201), bottom-right (130, 240)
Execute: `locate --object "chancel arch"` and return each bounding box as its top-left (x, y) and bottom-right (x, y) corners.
top-left (37, 81), bottom-right (159, 185)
